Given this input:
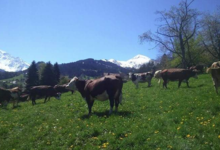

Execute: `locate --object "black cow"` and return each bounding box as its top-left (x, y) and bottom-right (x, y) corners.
top-left (128, 72), bottom-right (153, 88)
top-left (66, 75), bottom-right (123, 115)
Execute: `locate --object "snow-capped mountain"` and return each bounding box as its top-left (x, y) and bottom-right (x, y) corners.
top-left (102, 54), bottom-right (152, 69)
top-left (0, 49), bottom-right (30, 72)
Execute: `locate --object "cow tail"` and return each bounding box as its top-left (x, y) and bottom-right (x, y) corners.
top-left (158, 79), bottom-right (161, 84)
top-left (206, 68), bottom-right (211, 73)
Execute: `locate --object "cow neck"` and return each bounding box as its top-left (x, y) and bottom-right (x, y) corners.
top-left (75, 80), bottom-right (87, 98)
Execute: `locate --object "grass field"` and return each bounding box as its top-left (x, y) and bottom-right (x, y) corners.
top-left (1, 73), bottom-right (220, 150)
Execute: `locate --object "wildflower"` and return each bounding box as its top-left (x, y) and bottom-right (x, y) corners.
top-left (155, 131), bottom-right (159, 134)
top-left (112, 133), bottom-right (115, 136)
top-left (213, 124), bottom-right (215, 127)
top-left (218, 135), bottom-right (220, 139)
top-left (147, 138), bottom-right (151, 141)
top-left (125, 134), bottom-right (128, 137)
top-left (120, 137), bottom-right (123, 140)
top-left (177, 127), bottom-right (181, 130)
top-left (167, 145), bottom-right (172, 149)
top-left (70, 145), bottom-right (74, 148)
top-left (186, 134), bottom-right (190, 138)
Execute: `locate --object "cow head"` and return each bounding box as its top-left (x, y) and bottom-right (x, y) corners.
top-left (66, 77), bottom-right (78, 90)
top-left (191, 70), bottom-right (198, 79)
top-left (55, 92), bottom-right (61, 100)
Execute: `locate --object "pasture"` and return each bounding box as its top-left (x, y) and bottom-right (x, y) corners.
top-left (1, 73), bottom-right (220, 150)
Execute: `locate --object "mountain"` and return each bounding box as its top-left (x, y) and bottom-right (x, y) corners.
top-left (0, 50), bottom-right (30, 72)
top-left (59, 58), bottom-right (131, 78)
top-left (102, 54), bottom-right (151, 69)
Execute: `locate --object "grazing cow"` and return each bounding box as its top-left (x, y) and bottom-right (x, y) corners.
top-left (54, 84), bottom-right (74, 94)
top-left (0, 87), bottom-right (21, 107)
top-left (190, 65), bottom-right (204, 73)
top-left (207, 61), bottom-right (220, 94)
top-left (154, 70), bottom-right (162, 85)
top-left (28, 85), bottom-right (61, 105)
top-left (0, 88), bottom-right (12, 107)
top-left (128, 72), bottom-right (153, 88)
top-left (103, 73), bottom-right (129, 83)
top-left (66, 75), bottom-right (123, 115)
top-left (161, 68), bottom-right (198, 88)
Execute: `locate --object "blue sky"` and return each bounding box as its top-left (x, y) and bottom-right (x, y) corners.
top-left (0, 0), bottom-right (219, 64)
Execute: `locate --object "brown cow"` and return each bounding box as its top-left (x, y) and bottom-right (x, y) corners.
top-left (66, 75), bottom-right (123, 115)
top-left (161, 68), bottom-right (198, 88)
top-left (103, 73), bottom-right (129, 83)
top-left (28, 85), bottom-right (61, 105)
top-left (207, 61), bottom-right (220, 94)
top-left (54, 84), bottom-right (74, 94)
top-left (0, 87), bottom-right (21, 107)
top-left (190, 65), bottom-right (204, 73)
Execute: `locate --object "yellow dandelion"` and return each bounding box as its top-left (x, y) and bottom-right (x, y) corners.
top-left (125, 134), bottom-right (128, 137)
top-left (186, 134), bottom-right (190, 138)
top-left (155, 131), bottom-right (159, 134)
top-left (180, 122), bottom-right (183, 124)
top-left (120, 137), bottom-right (123, 140)
top-left (213, 124), bottom-right (215, 127)
top-left (218, 135), bottom-right (220, 139)
top-left (177, 127), bottom-right (181, 130)
top-left (147, 138), bottom-right (151, 141)
top-left (167, 145), bottom-right (173, 149)
top-left (70, 145), bottom-right (74, 148)
top-left (112, 133), bottom-right (115, 136)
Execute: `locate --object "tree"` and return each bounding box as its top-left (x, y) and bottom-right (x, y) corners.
top-left (40, 62), bottom-right (56, 86)
top-left (201, 7), bottom-right (220, 60)
top-left (140, 0), bottom-right (200, 68)
top-left (26, 61), bottom-right (39, 89)
top-left (53, 62), bottom-right (60, 84)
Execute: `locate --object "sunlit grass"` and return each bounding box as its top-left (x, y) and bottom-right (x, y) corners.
top-left (1, 73), bottom-right (220, 149)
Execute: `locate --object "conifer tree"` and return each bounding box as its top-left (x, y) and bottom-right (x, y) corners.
top-left (53, 62), bottom-right (60, 84)
top-left (40, 62), bottom-right (56, 86)
top-left (26, 61), bottom-right (39, 89)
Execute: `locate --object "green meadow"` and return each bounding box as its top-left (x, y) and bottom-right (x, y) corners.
top-left (1, 73), bottom-right (220, 150)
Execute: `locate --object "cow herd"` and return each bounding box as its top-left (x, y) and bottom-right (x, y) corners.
top-left (0, 62), bottom-right (220, 115)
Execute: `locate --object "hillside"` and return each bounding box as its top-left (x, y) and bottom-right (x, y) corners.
top-left (1, 74), bottom-right (220, 149)
top-left (59, 58), bottom-right (131, 78)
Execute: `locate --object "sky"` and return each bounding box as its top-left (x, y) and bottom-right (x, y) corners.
top-left (0, 0), bottom-right (219, 64)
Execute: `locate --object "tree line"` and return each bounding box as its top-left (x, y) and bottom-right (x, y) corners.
top-left (25, 61), bottom-right (61, 90)
top-left (140, 0), bottom-right (220, 69)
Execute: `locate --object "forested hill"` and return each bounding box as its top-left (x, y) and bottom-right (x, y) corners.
top-left (59, 58), bottom-right (131, 78)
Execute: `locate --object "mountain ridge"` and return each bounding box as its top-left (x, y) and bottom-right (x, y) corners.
top-left (0, 50), bottom-right (30, 72)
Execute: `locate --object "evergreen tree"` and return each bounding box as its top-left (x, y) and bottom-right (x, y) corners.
top-left (40, 62), bottom-right (56, 86)
top-left (53, 62), bottom-right (60, 84)
top-left (26, 61), bottom-right (39, 89)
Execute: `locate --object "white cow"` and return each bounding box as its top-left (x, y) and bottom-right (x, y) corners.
top-left (207, 61), bottom-right (220, 94)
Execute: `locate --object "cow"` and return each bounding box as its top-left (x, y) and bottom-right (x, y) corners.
top-left (28, 85), bottom-right (61, 105)
top-left (54, 84), bottom-right (74, 94)
top-left (154, 70), bottom-right (162, 85)
top-left (66, 75), bottom-right (123, 115)
top-left (128, 72), bottom-right (153, 88)
top-left (207, 61), bottom-right (220, 94)
top-left (103, 73), bottom-right (129, 83)
top-left (0, 87), bottom-right (21, 108)
top-left (161, 68), bottom-right (198, 88)
top-left (190, 65), bottom-right (204, 73)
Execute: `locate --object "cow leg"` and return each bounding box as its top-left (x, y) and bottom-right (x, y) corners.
top-left (163, 79), bottom-right (167, 88)
top-left (87, 98), bottom-right (94, 115)
top-left (32, 96), bottom-right (36, 105)
top-left (44, 96), bottom-right (48, 103)
top-left (186, 80), bottom-right (189, 87)
top-left (178, 80), bottom-right (182, 88)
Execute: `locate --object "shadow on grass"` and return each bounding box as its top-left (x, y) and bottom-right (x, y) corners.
top-left (80, 110), bottom-right (132, 120)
